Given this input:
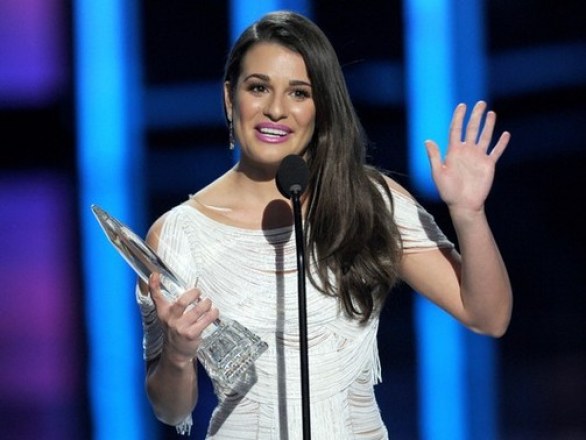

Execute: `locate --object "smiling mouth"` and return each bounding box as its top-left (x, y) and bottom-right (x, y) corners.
top-left (258, 127), bottom-right (289, 137)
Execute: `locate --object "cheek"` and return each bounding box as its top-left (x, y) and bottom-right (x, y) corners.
top-left (236, 96), bottom-right (262, 121)
top-left (298, 107), bottom-right (316, 133)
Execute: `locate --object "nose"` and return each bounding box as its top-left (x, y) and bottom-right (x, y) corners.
top-left (264, 93), bottom-right (286, 121)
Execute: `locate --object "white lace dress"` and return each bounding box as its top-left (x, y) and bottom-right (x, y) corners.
top-left (136, 188), bottom-right (454, 439)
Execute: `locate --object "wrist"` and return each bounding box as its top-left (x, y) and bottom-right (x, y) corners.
top-left (160, 347), bottom-right (196, 371)
top-left (448, 205), bottom-right (486, 225)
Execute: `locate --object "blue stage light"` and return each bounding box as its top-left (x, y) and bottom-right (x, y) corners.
top-left (404, 1), bottom-right (496, 439)
top-left (74, 0), bottom-right (151, 438)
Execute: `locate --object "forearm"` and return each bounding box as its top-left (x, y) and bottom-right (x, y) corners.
top-left (146, 352), bottom-right (198, 426)
top-left (451, 207), bottom-right (513, 337)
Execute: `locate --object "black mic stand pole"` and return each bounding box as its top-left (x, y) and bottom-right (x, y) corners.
top-left (291, 187), bottom-right (311, 440)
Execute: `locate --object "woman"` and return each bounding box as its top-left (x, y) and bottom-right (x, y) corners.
top-left (137, 10), bottom-right (512, 439)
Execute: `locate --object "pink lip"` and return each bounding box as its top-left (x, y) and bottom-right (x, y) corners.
top-left (254, 122), bottom-right (293, 144)
top-left (256, 122), bottom-right (292, 132)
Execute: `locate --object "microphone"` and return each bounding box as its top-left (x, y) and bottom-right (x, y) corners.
top-left (276, 154), bottom-right (309, 199)
top-left (276, 154), bottom-right (311, 440)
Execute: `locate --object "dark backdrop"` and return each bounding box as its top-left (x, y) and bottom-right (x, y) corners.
top-left (1, 1), bottom-right (584, 439)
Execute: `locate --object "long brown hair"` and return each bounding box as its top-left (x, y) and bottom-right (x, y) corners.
top-left (224, 11), bottom-right (402, 323)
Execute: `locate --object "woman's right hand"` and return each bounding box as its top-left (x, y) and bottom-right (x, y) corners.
top-left (149, 273), bottom-right (219, 367)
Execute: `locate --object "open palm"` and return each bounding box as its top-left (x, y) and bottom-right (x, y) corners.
top-left (425, 101), bottom-right (511, 213)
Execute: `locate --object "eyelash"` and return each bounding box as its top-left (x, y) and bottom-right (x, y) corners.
top-left (247, 83), bottom-right (267, 94)
top-left (246, 83), bottom-right (311, 99)
top-left (293, 89), bottom-right (311, 99)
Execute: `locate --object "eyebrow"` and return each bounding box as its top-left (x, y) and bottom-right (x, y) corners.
top-left (243, 73), bottom-right (311, 87)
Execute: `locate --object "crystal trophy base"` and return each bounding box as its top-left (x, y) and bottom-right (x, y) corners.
top-left (91, 204), bottom-right (268, 386)
top-left (198, 317), bottom-right (266, 385)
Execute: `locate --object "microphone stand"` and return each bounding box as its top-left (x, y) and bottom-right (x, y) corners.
top-left (291, 188), bottom-right (311, 440)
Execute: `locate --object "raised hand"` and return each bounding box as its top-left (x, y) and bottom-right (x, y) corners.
top-left (424, 101), bottom-right (511, 215)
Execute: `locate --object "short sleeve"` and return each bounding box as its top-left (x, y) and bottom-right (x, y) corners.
top-left (390, 188), bottom-right (455, 253)
top-left (157, 209), bottom-right (200, 294)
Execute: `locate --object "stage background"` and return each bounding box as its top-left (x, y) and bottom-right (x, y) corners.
top-left (1, 1), bottom-right (584, 439)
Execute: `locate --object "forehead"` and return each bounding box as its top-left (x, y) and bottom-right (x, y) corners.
top-left (240, 42), bottom-right (310, 81)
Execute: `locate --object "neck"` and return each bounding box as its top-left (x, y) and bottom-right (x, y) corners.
top-left (229, 165), bottom-right (284, 202)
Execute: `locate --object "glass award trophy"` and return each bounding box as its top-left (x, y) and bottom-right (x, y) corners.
top-left (91, 204), bottom-right (268, 387)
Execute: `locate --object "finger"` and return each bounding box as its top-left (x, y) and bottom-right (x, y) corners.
top-left (176, 287), bottom-right (203, 309)
top-left (449, 103), bottom-right (466, 145)
top-left (424, 140), bottom-right (443, 172)
top-left (149, 273), bottom-right (172, 315)
top-left (149, 273), bottom-right (163, 301)
top-left (189, 296), bottom-right (213, 316)
top-left (202, 306), bottom-right (220, 325)
top-left (185, 299), bottom-right (219, 331)
top-left (478, 110), bottom-right (497, 151)
top-left (189, 301), bottom-right (220, 326)
top-left (465, 101), bottom-right (487, 144)
top-left (489, 131), bottom-right (511, 162)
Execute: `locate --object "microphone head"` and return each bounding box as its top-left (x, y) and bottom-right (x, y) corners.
top-left (276, 154), bottom-right (309, 199)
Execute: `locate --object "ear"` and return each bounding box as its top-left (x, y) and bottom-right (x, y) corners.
top-left (223, 81), bottom-right (233, 122)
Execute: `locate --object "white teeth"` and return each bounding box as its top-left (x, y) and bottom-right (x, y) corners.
top-left (259, 127), bottom-right (287, 136)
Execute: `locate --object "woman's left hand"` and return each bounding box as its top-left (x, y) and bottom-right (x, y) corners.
top-left (424, 100), bottom-right (511, 215)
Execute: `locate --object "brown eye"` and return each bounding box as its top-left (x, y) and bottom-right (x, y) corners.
top-left (248, 83), bottom-right (267, 94)
top-left (292, 89), bottom-right (311, 99)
